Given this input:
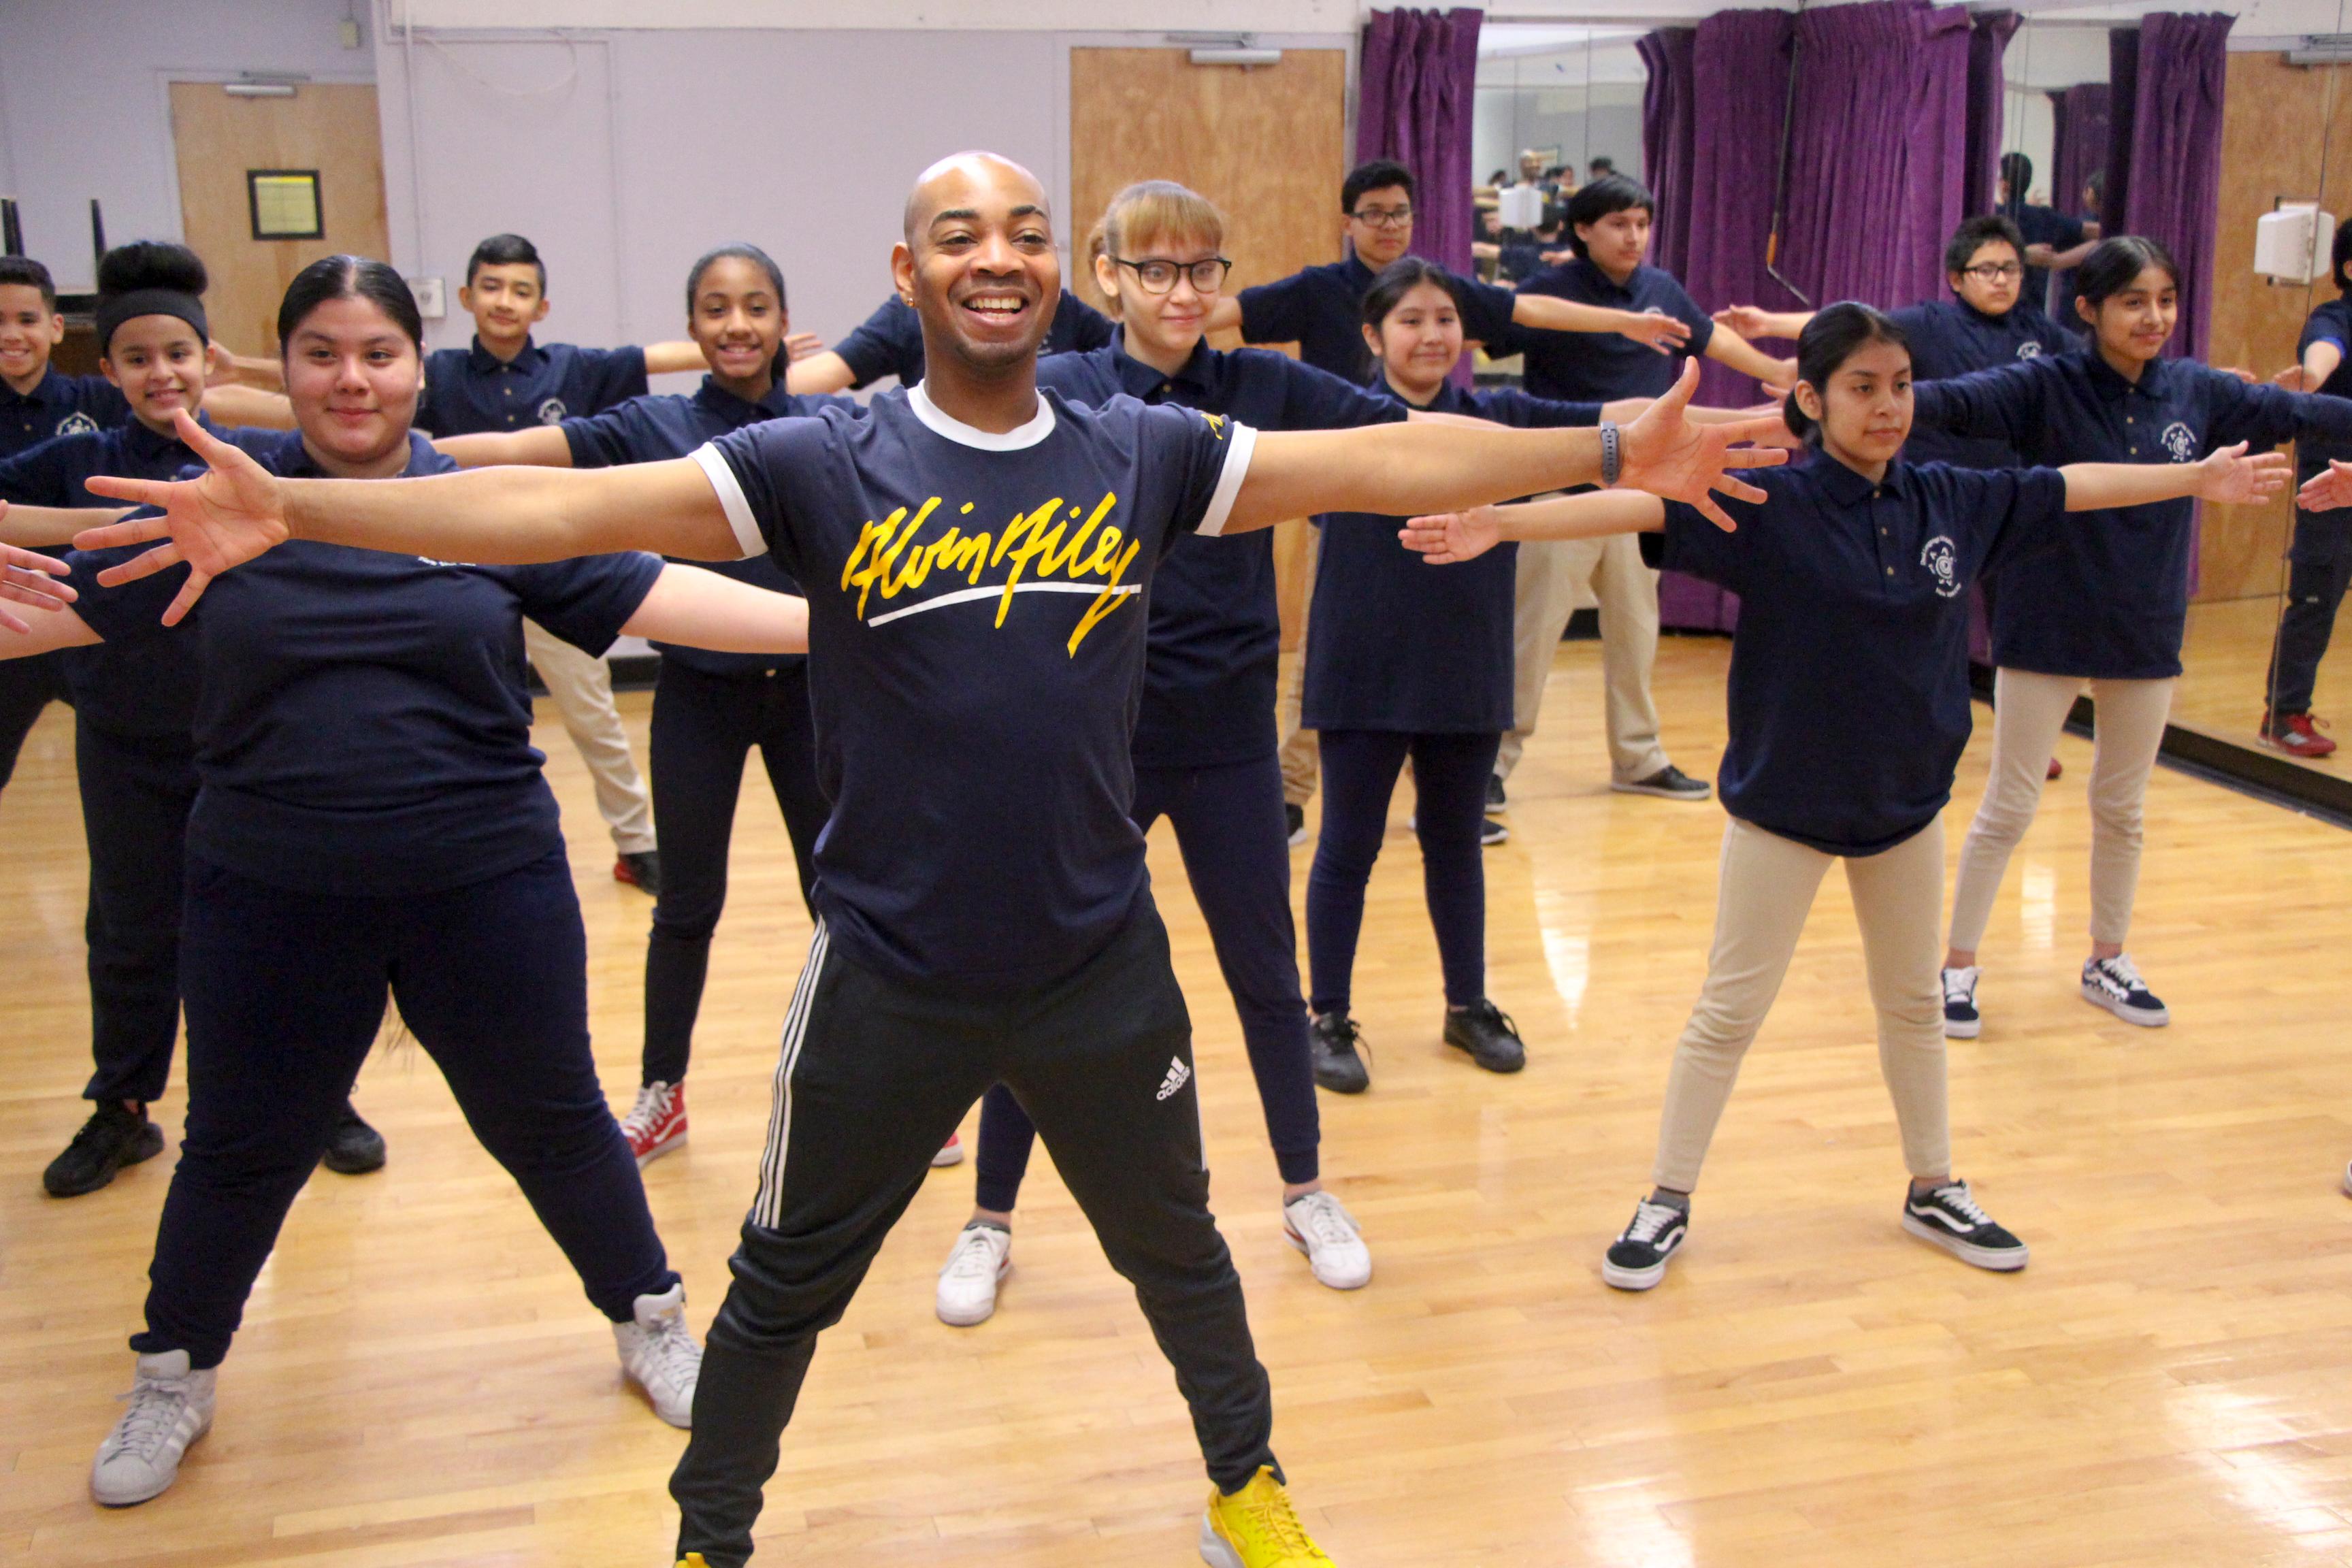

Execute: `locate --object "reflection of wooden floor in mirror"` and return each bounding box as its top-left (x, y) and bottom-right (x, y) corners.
top-left (2178, 595), bottom-right (2346, 773)
top-left (6, 633), bottom-right (2352, 1567)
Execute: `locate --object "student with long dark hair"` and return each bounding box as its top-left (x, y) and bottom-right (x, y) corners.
top-left (436, 242), bottom-right (847, 1169)
top-left (1397, 303), bottom-right (2289, 1292)
top-left (0, 241), bottom-right (385, 1196)
top-left (2262, 216), bottom-right (2352, 758)
top-left (1919, 238), bottom-right (2352, 1036)
top-left (3, 255), bottom-right (817, 1508)
top-left (62, 154), bottom-right (1786, 1568)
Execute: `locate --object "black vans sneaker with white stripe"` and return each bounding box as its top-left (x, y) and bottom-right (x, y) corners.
top-left (2080, 953), bottom-right (2168, 1026)
top-left (1941, 965), bottom-right (1981, 1039)
top-left (1601, 1198), bottom-right (1688, 1290)
top-left (1901, 1180), bottom-right (2027, 1271)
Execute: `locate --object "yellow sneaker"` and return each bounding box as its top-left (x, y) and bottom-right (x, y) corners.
top-left (1200, 1467), bottom-right (1336, 1567)
top-left (676, 1557), bottom-right (709, 1567)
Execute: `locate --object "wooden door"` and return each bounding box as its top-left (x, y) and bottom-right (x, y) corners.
top-left (1069, 48), bottom-right (1349, 647)
top-left (169, 82), bottom-right (391, 357)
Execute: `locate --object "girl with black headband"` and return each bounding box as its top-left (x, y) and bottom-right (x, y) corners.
top-left (0, 242), bottom-right (382, 1197)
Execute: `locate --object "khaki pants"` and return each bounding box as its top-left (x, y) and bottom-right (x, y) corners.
top-left (1496, 532), bottom-right (1668, 786)
top-left (1275, 527), bottom-right (1320, 808)
top-left (1946, 668), bottom-right (2174, 954)
top-left (1652, 815), bottom-right (1950, 1193)
top-left (524, 620), bottom-right (656, 856)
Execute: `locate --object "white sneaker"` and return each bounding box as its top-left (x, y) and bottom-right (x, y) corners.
top-left (1282, 1190), bottom-right (1371, 1290)
top-left (91, 1350), bottom-right (215, 1506)
top-left (2081, 953), bottom-right (2169, 1026)
top-left (614, 1281), bottom-right (701, 1428)
top-left (1942, 965), bottom-right (1982, 1039)
top-left (936, 1222), bottom-right (1012, 1326)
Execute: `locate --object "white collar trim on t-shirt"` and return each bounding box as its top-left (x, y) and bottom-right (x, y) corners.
top-left (907, 380), bottom-right (1057, 451)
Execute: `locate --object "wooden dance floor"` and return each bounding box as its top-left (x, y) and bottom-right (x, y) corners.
top-left (5, 635), bottom-right (2352, 1566)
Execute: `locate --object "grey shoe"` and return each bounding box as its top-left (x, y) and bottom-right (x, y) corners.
top-left (91, 1350), bottom-right (215, 1506)
top-left (615, 1281), bottom-right (702, 1428)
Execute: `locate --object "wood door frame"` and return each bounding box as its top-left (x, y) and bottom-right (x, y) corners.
top-left (152, 68), bottom-right (380, 247)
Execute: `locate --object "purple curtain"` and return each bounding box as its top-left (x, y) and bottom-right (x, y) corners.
top-left (1637, 29), bottom-right (1698, 280)
top-left (1963, 12), bottom-right (2021, 216)
top-left (2116, 13), bottom-right (2234, 361)
top-left (1777, 0), bottom-right (1976, 312)
top-left (1356, 7), bottom-right (1482, 281)
top-left (2049, 83), bottom-right (2112, 226)
top-left (2104, 28), bottom-right (2141, 235)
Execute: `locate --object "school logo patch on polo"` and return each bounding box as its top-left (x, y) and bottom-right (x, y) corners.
top-left (536, 397), bottom-right (568, 424)
top-left (2015, 341), bottom-right (2042, 359)
top-left (1919, 534), bottom-right (1963, 598)
top-left (56, 411), bottom-right (99, 438)
top-left (2161, 421), bottom-right (2196, 462)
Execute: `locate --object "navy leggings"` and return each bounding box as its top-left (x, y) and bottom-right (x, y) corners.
top-left (973, 753), bottom-right (1320, 1211)
top-left (76, 723), bottom-right (196, 1105)
top-left (139, 851), bottom-right (676, 1369)
top-left (642, 658), bottom-right (829, 1087)
top-left (1307, 728), bottom-right (1500, 1015)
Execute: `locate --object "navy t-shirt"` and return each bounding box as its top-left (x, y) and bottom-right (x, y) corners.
top-left (832, 291), bottom-right (1115, 391)
top-left (1501, 259), bottom-right (1716, 403)
top-left (1305, 380), bottom-right (1599, 734)
top-left (1912, 348), bottom-right (2352, 677)
top-left (693, 384), bottom-right (1254, 991)
top-left (64, 429), bottom-right (664, 896)
top-left (562, 375), bottom-right (854, 676)
top-left (1644, 458), bottom-right (2070, 855)
top-left (1238, 253), bottom-right (1519, 382)
top-left (2296, 298), bottom-right (2352, 477)
top-left (2014, 205), bottom-right (2085, 312)
top-left (419, 336), bottom-right (649, 436)
top-left (1037, 335), bottom-right (1403, 768)
top-left (0, 414), bottom-right (279, 735)
top-left (1888, 299), bottom-right (2072, 469)
top-left (0, 368), bottom-right (131, 459)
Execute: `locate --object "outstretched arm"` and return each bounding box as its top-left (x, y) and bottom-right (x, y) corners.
top-left (621, 564), bottom-right (807, 654)
top-left (0, 543), bottom-right (87, 640)
top-left (1508, 293), bottom-right (1690, 355)
top-left (644, 340), bottom-right (712, 376)
top-left (1398, 492), bottom-right (1668, 564)
top-left (206, 343), bottom-right (285, 392)
top-left (435, 425), bottom-right (576, 469)
top-left (200, 384), bottom-right (295, 429)
top-left (1, 500), bottom-right (131, 549)
top-left (74, 411), bottom-right (737, 623)
top-left (2063, 446), bottom-right (2286, 509)
top-left (1712, 305), bottom-right (1812, 342)
top-left (1702, 329), bottom-right (1797, 389)
top-left (2296, 457), bottom-right (2352, 512)
top-left (785, 352), bottom-right (858, 395)
top-left (1224, 359), bottom-right (1784, 534)
top-left (2276, 338), bottom-right (2345, 393)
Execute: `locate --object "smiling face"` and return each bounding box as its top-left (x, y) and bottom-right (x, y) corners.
top-left (283, 293), bottom-right (422, 474)
top-left (459, 261), bottom-right (549, 354)
top-left (0, 282), bottom-right (63, 391)
top-left (1950, 238), bottom-right (2023, 318)
top-left (894, 154), bottom-right (1061, 378)
top-left (101, 314), bottom-right (210, 434)
top-left (1094, 222), bottom-right (1222, 366)
top-left (2079, 264), bottom-right (2178, 367)
top-left (1796, 337), bottom-right (1913, 472)
top-left (688, 255), bottom-right (785, 391)
top-left (1364, 278), bottom-right (1464, 402)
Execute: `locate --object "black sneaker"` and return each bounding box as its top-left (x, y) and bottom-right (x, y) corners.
top-left (1309, 1011), bottom-right (1371, 1094)
top-left (43, 1102), bottom-right (165, 1198)
top-left (1901, 1179), bottom-right (2028, 1271)
top-left (321, 1101), bottom-right (387, 1175)
top-left (615, 851), bottom-right (663, 897)
top-left (1480, 817), bottom-right (1509, 847)
top-left (1486, 774), bottom-right (1507, 815)
top-left (1941, 965), bottom-right (1981, 1039)
top-left (1611, 764), bottom-right (1711, 800)
top-left (1442, 999), bottom-right (1525, 1073)
top-left (1602, 1197), bottom-right (1688, 1290)
top-left (2080, 954), bottom-right (2168, 1027)
top-left (1284, 802), bottom-right (1309, 848)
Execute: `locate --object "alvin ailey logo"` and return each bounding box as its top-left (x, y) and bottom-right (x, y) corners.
top-left (839, 491), bottom-right (1145, 656)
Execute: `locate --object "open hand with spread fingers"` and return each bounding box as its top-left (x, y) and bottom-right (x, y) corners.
top-left (2300, 457), bottom-right (2352, 513)
top-left (1617, 359), bottom-right (1788, 530)
top-left (71, 410), bottom-right (290, 625)
top-left (1618, 309), bottom-right (1693, 355)
top-left (1399, 505), bottom-right (1503, 565)
top-left (2189, 443), bottom-right (2289, 506)
top-left (0, 535), bottom-right (76, 636)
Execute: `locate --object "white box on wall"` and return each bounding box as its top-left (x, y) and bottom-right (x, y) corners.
top-left (2256, 204), bottom-right (2334, 284)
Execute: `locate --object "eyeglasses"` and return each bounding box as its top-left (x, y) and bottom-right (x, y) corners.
top-left (1112, 256), bottom-right (1234, 295)
top-left (1962, 263), bottom-right (2025, 282)
top-left (1351, 206), bottom-right (1414, 229)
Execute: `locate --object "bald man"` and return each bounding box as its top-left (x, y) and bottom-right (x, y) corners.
top-left (68, 152), bottom-right (1786, 1568)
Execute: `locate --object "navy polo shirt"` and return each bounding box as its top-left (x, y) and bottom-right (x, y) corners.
top-left (0, 414), bottom-right (280, 736)
top-left (1038, 333), bottom-right (1403, 768)
top-left (562, 375), bottom-right (855, 677)
top-left (2014, 205), bottom-right (2085, 310)
top-left (1643, 458), bottom-right (2070, 855)
top-left (1238, 253), bottom-right (1519, 382)
top-left (418, 336), bottom-right (649, 436)
top-left (1889, 299), bottom-right (2072, 469)
top-left (693, 383), bottom-right (1255, 992)
top-left (1305, 380), bottom-right (1601, 734)
top-left (1912, 348), bottom-right (2352, 677)
top-left (1501, 258), bottom-right (1716, 403)
top-left (2296, 298), bottom-right (2352, 476)
top-left (0, 368), bottom-right (130, 459)
top-left (832, 291), bottom-right (1115, 391)
top-left (65, 429), bottom-right (664, 896)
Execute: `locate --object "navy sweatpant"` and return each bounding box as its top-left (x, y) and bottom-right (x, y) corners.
top-left (1307, 728), bottom-right (1500, 1014)
top-left (973, 753), bottom-right (1320, 1209)
top-left (138, 851), bottom-right (676, 1369)
top-left (75, 723), bottom-right (196, 1105)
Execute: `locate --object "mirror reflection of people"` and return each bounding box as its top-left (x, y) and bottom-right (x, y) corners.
top-left (1908, 237), bottom-right (2352, 1037)
top-left (1399, 304), bottom-right (2288, 1294)
top-left (2262, 216), bottom-right (2352, 758)
top-left (1997, 152), bottom-right (2095, 314)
